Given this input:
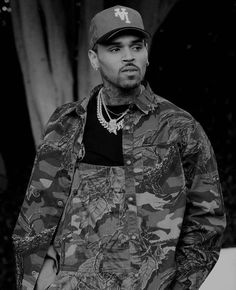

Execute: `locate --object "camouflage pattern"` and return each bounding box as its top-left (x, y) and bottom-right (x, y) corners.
top-left (12, 83), bottom-right (226, 289)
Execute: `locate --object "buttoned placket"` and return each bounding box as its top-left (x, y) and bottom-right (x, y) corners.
top-left (52, 164), bottom-right (82, 260)
top-left (122, 114), bottom-right (139, 241)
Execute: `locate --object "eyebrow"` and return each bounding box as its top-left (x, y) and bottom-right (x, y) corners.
top-left (105, 39), bottom-right (144, 47)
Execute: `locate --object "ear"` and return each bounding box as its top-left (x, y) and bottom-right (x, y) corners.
top-left (88, 49), bottom-right (99, 71)
top-left (145, 41), bottom-right (149, 53)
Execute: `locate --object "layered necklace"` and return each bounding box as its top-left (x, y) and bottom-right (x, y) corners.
top-left (97, 88), bottom-right (130, 135)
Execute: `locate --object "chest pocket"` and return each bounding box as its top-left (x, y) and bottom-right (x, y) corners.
top-left (136, 143), bottom-right (185, 207)
top-left (62, 164), bottom-right (126, 239)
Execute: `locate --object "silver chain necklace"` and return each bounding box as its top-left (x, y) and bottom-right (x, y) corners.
top-left (97, 88), bottom-right (130, 135)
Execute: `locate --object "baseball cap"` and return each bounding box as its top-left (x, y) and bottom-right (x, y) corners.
top-left (89, 5), bottom-right (151, 49)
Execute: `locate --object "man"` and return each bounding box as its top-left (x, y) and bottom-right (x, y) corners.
top-left (12, 5), bottom-right (226, 290)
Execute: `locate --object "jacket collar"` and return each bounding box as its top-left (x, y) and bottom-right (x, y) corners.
top-left (75, 82), bottom-right (160, 116)
top-left (134, 82), bottom-right (160, 114)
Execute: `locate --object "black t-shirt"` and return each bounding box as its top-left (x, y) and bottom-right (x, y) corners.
top-left (82, 94), bottom-right (130, 166)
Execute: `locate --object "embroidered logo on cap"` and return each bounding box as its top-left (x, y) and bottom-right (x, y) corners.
top-left (114, 8), bottom-right (131, 24)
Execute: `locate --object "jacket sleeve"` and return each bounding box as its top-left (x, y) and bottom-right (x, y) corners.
top-left (12, 103), bottom-right (79, 289)
top-left (170, 121), bottom-right (226, 290)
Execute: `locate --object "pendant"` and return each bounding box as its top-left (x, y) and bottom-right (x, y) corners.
top-left (108, 119), bottom-right (118, 135)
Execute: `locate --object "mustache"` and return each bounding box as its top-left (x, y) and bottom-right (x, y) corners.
top-left (120, 64), bottom-right (139, 72)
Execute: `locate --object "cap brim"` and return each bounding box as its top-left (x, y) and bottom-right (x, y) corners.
top-left (97, 27), bottom-right (151, 45)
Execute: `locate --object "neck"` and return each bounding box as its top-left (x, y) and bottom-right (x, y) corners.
top-left (102, 83), bottom-right (143, 106)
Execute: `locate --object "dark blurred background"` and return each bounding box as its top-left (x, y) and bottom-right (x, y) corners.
top-left (0, 0), bottom-right (235, 288)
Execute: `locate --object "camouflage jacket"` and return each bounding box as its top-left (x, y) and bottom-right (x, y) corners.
top-left (12, 84), bottom-right (226, 289)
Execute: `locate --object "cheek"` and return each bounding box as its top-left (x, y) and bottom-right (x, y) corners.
top-left (99, 59), bottom-right (119, 76)
top-left (140, 59), bottom-right (148, 75)
top-left (142, 53), bottom-right (149, 66)
top-left (101, 66), bottom-right (118, 81)
top-left (138, 53), bottom-right (148, 71)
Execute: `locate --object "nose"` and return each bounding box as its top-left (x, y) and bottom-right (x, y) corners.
top-left (122, 47), bottom-right (135, 63)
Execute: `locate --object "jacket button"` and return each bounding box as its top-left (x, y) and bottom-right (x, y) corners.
top-left (57, 200), bottom-right (64, 207)
top-left (131, 234), bottom-right (137, 240)
top-left (128, 196), bottom-right (134, 202)
top-left (32, 270), bottom-right (37, 277)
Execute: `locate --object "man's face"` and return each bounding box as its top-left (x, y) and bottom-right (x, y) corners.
top-left (90, 34), bottom-right (148, 90)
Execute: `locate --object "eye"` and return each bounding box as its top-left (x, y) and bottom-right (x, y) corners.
top-left (132, 44), bottom-right (144, 51)
top-left (108, 47), bottom-right (121, 53)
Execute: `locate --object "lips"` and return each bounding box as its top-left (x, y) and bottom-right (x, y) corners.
top-left (121, 66), bottom-right (139, 73)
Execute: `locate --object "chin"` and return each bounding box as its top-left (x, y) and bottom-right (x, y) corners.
top-left (120, 79), bottom-right (142, 90)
